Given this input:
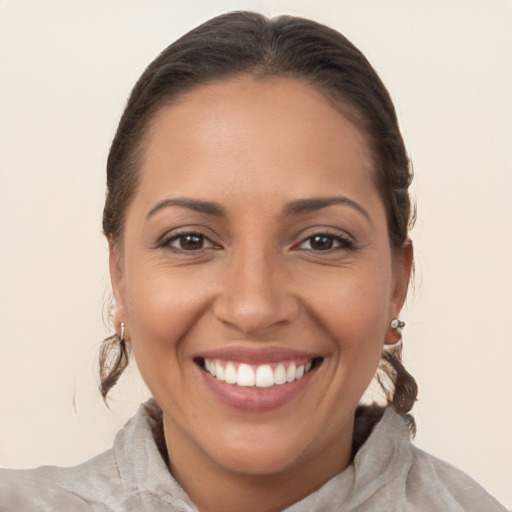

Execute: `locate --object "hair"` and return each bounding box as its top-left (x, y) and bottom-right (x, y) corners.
top-left (99, 11), bottom-right (417, 435)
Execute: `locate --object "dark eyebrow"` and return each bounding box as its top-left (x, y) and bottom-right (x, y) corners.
top-left (147, 198), bottom-right (226, 220)
top-left (284, 196), bottom-right (372, 224)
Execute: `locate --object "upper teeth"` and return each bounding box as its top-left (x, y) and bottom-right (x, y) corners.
top-left (204, 359), bottom-right (313, 388)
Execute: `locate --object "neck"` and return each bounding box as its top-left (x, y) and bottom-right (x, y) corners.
top-left (162, 415), bottom-right (354, 512)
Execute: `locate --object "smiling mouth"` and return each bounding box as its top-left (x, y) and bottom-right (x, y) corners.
top-left (195, 357), bottom-right (323, 388)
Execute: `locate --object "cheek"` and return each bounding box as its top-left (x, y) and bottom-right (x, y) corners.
top-left (302, 261), bottom-right (392, 344)
top-left (299, 260), bottom-right (392, 405)
top-left (308, 268), bottom-right (391, 412)
top-left (122, 262), bottom-right (212, 376)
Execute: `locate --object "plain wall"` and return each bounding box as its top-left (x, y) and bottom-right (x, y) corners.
top-left (1, 0), bottom-right (511, 507)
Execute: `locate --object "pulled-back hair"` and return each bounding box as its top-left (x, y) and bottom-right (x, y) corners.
top-left (100, 11), bottom-right (417, 433)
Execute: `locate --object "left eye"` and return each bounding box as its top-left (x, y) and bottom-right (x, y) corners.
top-left (164, 233), bottom-right (214, 252)
top-left (298, 234), bottom-right (353, 252)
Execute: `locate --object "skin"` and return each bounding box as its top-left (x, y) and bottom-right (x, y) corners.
top-left (110, 76), bottom-right (413, 512)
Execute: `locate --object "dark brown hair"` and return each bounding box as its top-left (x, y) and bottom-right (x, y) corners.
top-left (99, 11), bottom-right (417, 432)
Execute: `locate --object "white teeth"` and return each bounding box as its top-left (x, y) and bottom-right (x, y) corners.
top-left (237, 364), bottom-right (255, 387)
top-left (204, 358), bottom-right (317, 387)
top-left (274, 364), bottom-right (287, 385)
top-left (255, 365), bottom-right (274, 388)
top-left (215, 361), bottom-right (224, 381)
top-left (225, 362), bottom-right (237, 384)
top-left (286, 363), bottom-right (296, 383)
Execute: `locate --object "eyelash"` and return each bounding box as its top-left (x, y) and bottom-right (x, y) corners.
top-left (296, 232), bottom-right (356, 253)
top-left (158, 231), bottom-right (218, 252)
top-left (158, 230), bottom-right (355, 254)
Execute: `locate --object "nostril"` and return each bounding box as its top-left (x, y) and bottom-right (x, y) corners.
top-left (212, 291), bottom-right (300, 337)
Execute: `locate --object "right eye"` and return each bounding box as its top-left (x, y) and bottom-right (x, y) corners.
top-left (161, 232), bottom-right (216, 252)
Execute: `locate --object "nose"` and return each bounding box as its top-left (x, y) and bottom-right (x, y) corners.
top-left (212, 247), bottom-right (299, 337)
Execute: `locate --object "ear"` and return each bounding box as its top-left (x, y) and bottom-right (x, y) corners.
top-left (385, 239), bottom-right (414, 345)
top-left (109, 241), bottom-right (129, 338)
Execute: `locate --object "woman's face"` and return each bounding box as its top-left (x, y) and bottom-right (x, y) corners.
top-left (111, 76), bottom-right (411, 483)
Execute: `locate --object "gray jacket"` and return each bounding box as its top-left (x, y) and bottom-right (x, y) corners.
top-left (0, 401), bottom-right (507, 511)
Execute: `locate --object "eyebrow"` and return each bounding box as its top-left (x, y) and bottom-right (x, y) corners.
top-left (147, 198), bottom-right (226, 219)
top-left (284, 196), bottom-right (372, 223)
top-left (146, 195), bottom-right (371, 223)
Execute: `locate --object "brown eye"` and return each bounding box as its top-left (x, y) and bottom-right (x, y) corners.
top-left (178, 234), bottom-right (204, 250)
top-left (163, 232), bottom-right (215, 252)
top-left (308, 235), bottom-right (334, 251)
top-left (298, 233), bottom-right (355, 252)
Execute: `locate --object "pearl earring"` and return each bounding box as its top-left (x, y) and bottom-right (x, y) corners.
top-left (390, 318), bottom-right (405, 330)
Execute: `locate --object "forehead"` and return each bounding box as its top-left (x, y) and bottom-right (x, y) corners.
top-left (135, 76), bottom-right (378, 210)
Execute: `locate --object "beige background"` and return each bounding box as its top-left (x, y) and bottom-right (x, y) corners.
top-left (1, 0), bottom-right (511, 507)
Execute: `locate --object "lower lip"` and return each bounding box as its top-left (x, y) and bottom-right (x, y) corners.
top-left (199, 365), bottom-right (319, 412)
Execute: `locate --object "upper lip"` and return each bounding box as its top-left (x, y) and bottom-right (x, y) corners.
top-left (194, 346), bottom-right (322, 365)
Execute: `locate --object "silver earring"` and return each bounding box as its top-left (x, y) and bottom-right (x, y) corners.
top-left (120, 322), bottom-right (125, 343)
top-left (390, 318), bottom-right (405, 330)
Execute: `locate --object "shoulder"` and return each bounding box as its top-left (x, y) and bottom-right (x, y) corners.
top-left (406, 444), bottom-right (508, 511)
top-left (374, 409), bottom-right (507, 511)
top-left (346, 408), bottom-right (508, 511)
top-left (0, 401), bottom-right (191, 512)
top-left (288, 408), bottom-right (508, 511)
top-left (0, 448), bottom-right (121, 511)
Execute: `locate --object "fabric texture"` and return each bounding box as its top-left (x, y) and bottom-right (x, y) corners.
top-left (0, 400), bottom-right (507, 511)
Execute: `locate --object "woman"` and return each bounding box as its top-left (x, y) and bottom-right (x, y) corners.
top-left (0, 11), bottom-right (507, 512)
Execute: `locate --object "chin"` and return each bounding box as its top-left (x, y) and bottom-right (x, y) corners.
top-left (205, 433), bottom-right (311, 477)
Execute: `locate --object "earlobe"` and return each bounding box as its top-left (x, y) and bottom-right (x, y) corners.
top-left (109, 241), bottom-right (128, 332)
top-left (386, 318), bottom-right (406, 345)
